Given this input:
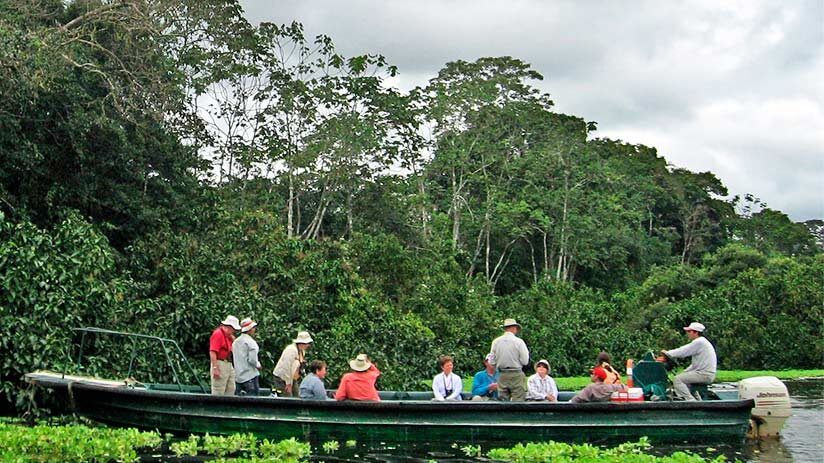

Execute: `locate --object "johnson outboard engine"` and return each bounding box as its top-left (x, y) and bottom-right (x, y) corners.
top-left (738, 376), bottom-right (791, 438)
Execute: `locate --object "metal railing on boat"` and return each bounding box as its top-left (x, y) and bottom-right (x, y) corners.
top-left (73, 327), bottom-right (207, 393)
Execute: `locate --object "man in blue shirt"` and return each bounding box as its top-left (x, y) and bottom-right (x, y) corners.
top-left (471, 353), bottom-right (499, 400)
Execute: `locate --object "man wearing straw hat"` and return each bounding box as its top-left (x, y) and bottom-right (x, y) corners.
top-left (209, 315), bottom-right (241, 395)
top-left (233, 318), bottom-right (261, 396)
top-left (489, 318), bottom-right (530, 401)
top-left (272, 330), bottom-right (313, 397)
top-left (335, 353), bottom-right (381, 401)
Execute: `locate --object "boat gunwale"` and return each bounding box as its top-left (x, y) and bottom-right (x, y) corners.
top-left (28, 373), bottom-right (756, 414)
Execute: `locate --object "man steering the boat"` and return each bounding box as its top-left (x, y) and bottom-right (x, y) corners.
top-left (661, 322), bottom-right (717, 401)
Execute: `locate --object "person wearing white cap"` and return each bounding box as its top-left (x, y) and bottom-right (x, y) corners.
top-left (232, 318), bottom-right (261, 396)
top-left (662, 322), bottom-right (717, 401)
top-left (272, 331), bottom-right (313, 397)
top-left (526, 359), bottom-right (558, 401)
top-left (489, 318), bottom-right (530, 401)
top-left (209, 315), bottom-right (240, 395)
top-left (471, 353), bottom-right (499, 400)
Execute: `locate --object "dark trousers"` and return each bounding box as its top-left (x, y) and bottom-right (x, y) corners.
top-left (235, 376), bottom-right (260, 396)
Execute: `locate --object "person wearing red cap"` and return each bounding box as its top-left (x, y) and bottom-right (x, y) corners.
top-left (570, 366), bottom-right (626, 403)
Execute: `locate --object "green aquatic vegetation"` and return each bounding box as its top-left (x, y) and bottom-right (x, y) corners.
top-left (460, 444), bottom-right (482, 457)
top-left (0, 422), bottom-right (160, 462)
top-left (486, 439), bottom-right (734, 463)
top-left (255, 437), bottom-right (310, 462)
top-left (170, 434), bottom-right (201, 457)
top-left (321, 440), bottom-right (340, 452)
top-left (345, 439), bottom-right (357, 448)
top-left (202, 432), bottom-right (258, 457)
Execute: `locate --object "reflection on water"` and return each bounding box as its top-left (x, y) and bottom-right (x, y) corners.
top-left (746, 378), bottom-right (824, 463)
top-left (322, 379), bottom-right (823, 463)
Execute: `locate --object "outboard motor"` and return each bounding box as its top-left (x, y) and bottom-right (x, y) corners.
top-left (738, 376), bottom-right (791, 438)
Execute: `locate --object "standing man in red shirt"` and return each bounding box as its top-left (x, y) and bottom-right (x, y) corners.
top-left (335, 353), bottom-right (381, 401)
top-left (210, 315), bottom-right (240, 395)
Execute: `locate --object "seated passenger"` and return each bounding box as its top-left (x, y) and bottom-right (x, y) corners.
top-left (595, 351), bottom-right (622, 385)
top-left (335, 353), bottom-right (381, 401)
top-left (526, 359), bottom-right (558, 401)
top-left (299, 360), bottom-right (332, 400)
top-left (570, 367), bottom-right (626, 403)
top-left (432, 355), bottom-right (463, 401)
top-left (471, 353), bottom-right (499, 401)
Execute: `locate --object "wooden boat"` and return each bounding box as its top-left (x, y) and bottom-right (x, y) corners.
top-left (24, 328), bottom-right (788, 446)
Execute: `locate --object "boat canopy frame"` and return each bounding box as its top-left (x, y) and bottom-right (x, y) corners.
top-left (73, 326), bottom-right (207, 393)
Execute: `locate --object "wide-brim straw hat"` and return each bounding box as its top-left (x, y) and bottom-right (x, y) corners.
top-left (240, 318), bottom-right (257, 333)
top-left (349, 353), bottom-right (372, 372)
top-left (293, 331), bottom-right (313, 344)
top-left (501, 318), bottom-right (521, 329)
top-left (221, 315), bottom-right (241, 330)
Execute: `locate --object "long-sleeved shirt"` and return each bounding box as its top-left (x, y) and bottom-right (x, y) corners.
top-left (665, 336), bottom-right (717, 376)
top-left (432, 372), bottom-right (463, 400)
top-left (272, 343), bottom-right (303, 385)
top-left (231, 333), bottom-right (260, 383)
top-left (570, 382), bottom-right (624, 403)
top-left (335, 365), bottom-right (381, 401)
top-left (471, 369), bottom-right (499, 398)
top-left (490, 332), bottom-right (529, 370)
top-left (299, 373), bottom-right (331, 400)
top-left (526, 373), bottom-right (558, 401)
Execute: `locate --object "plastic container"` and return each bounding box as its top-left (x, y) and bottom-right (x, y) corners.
top-left (610, 387), bottom-right (644, 402)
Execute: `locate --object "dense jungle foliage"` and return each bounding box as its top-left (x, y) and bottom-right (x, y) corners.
top-left (0, 0), bottom-right (821, 414)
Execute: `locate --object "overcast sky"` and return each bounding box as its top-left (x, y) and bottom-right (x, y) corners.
top-left (241, 0), bottom-right (823, 221)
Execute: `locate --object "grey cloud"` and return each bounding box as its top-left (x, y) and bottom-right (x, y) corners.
top-left (239, 0), bottom-right (824, 220)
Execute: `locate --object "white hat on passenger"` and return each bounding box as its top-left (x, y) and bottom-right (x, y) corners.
top-left (349, 353), bottom-right (372, 372)
top-left (293, 331), bottom-right (313, 344)
top-left (240, 318), bottom-right (257, 333)
top-left (221, 315), bottom-right (241, 330)
top-left (683, 322), bottom-right (705, 333)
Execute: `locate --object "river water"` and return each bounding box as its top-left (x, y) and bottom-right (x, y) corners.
top-left (350, 379), bottom-right (824, 463)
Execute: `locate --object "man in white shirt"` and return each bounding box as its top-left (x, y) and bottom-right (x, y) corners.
top-left (663, 322), bottom-right (717, 401)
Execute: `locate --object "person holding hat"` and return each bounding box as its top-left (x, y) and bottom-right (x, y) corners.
top-left (272, 331), bottom-right (313, 397)
top-left (233, 318), bottom-right (261, 396)
top-left (662, 322), bottom-right (717, 401)
top-left (489, 318), bottom-right (530, 401)
top-left (209, 315), bottom-right (240, 396)
top-left (471, 353), bottom-right (499, 401)
top-left (526, 359), bottom-right (558, 401)
top-left (335, 353), bottom-right (381, 401)
top-left (570, 366), bottom-right (626, 403)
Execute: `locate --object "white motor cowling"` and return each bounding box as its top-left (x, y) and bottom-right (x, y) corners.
top-left (738, 376), bottom-right (791, 438)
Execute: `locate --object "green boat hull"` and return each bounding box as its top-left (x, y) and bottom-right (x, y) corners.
top-left (27, 373), bottom-right (754, 445)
